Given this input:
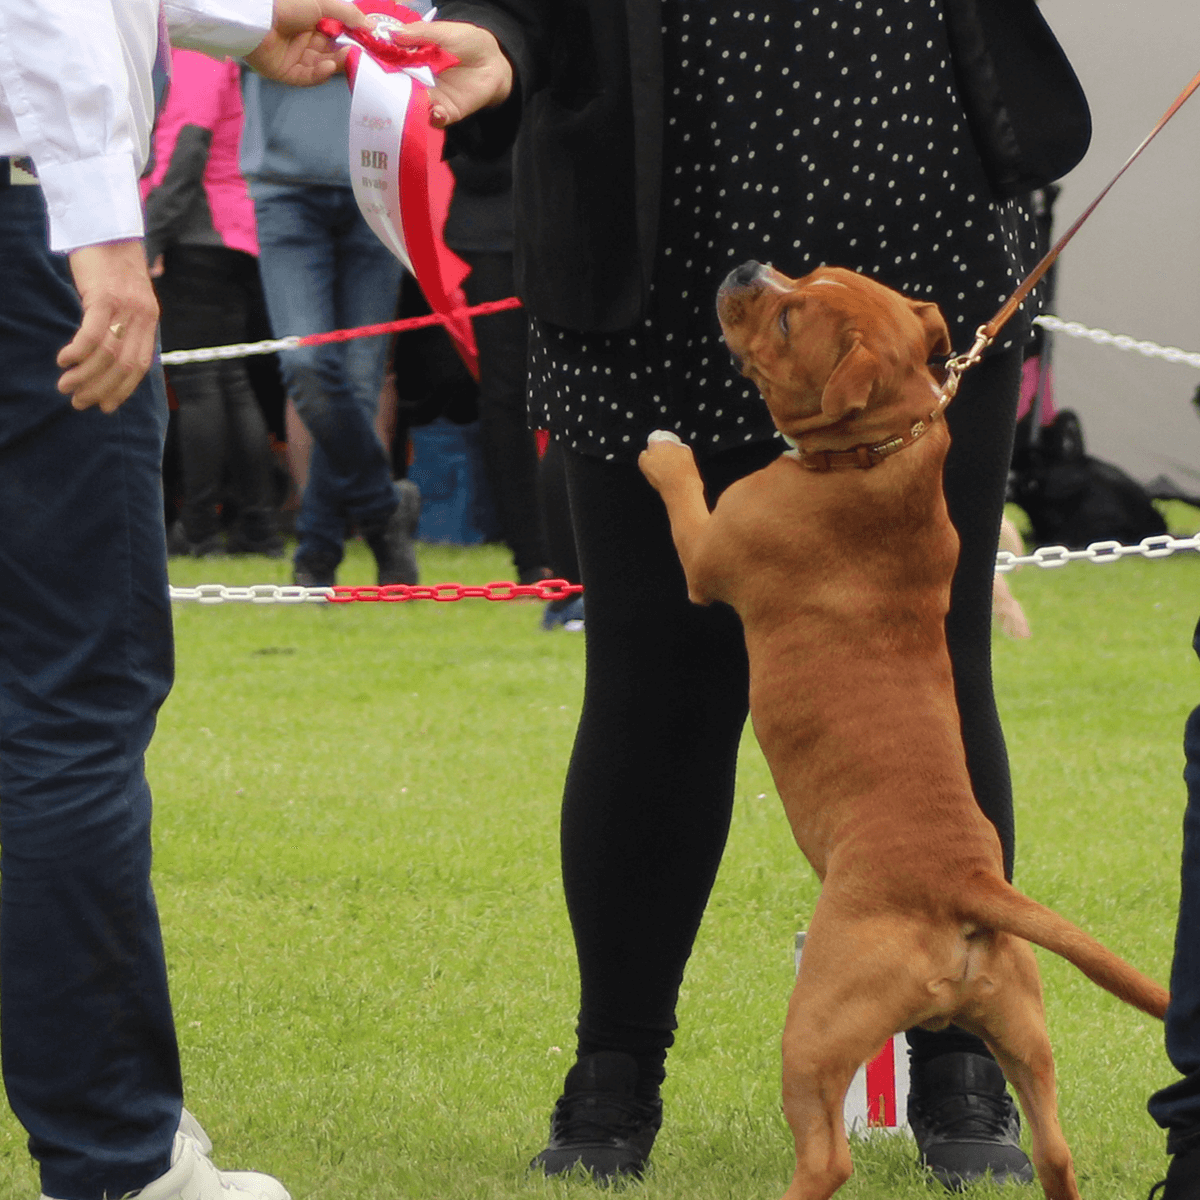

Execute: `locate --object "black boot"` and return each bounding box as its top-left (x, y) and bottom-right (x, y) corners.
top-left (531, 1051), bottom-right (663, 1182)
top-left (361, 479), bottom-right (420, 586)
top-left (908, 1053), bottom-right (1034, 1190)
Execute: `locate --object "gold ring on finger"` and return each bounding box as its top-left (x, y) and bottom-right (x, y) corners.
top-left (109, 322), bottom-right (127, 340)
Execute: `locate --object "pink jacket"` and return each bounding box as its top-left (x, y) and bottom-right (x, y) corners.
top-left (142, 49), bottom-right (258, 259)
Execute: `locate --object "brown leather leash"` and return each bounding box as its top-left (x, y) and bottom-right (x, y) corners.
top-left (798, 66), bottom-right (1200, 473)
top-left (941, 64), bottom-right (1200, 400)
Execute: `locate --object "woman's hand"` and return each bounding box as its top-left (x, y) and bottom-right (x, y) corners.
top-left (388, 20), bottom-right (514, 126)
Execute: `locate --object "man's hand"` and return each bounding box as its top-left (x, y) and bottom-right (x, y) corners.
top-left (58, 240), bottom-right (159, 414)
top-left (246, 0), bottom-right (370, 85)
top-left (387, 21), bottom-right (513, 126)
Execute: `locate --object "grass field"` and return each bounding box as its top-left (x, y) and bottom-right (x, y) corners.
top-left (0, 505), bottom-right (1197, 1199)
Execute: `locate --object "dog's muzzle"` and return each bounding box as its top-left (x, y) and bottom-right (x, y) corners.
top-left (720, 260), bottom-right (767, 297)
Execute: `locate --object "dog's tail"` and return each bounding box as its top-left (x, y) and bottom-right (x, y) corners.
top-left (958, 875), bottom-right (1169, 1019)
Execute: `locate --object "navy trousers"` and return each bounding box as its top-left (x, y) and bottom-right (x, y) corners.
top-left (0, 185), bottom-right (181, 1197)
top-left (1149, 616), bottom-right (1200, 1153)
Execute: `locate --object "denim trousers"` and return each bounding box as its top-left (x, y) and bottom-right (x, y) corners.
top-left (1148, 616), bottom-right (1200, 1152)
top-left (0, 185), bottom-right (181, 1198)
top-left (251, 183), bottom-right (403, 566)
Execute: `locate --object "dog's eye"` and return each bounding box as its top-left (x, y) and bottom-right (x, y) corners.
top-left (778, 307), bottom-right (790, 337)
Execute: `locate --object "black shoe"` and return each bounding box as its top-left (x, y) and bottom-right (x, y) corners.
top-left (1150, 1133), bottom-right (1200, 1200)
top-left (531, 1051), bottom-right (662, 1182)
top-left (293, 553), bottom-right (339, 588)
top-left (908, 1053), bottom-right (1035, 1191)
top-left (361, 480), bottom-right (420, 586)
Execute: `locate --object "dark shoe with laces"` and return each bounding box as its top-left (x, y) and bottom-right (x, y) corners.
top-left (361, 479), bottom-right (421, 586)
top-left (908, 1053), bottom-right (1034, 1190)
top-left (1150, 1132), bottom-right (1200, 1200)
top-left (531, 1051), bottom-right (663, 1182)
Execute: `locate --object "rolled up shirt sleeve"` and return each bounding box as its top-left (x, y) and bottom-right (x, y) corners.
top-left (165, 0), bottom-right (273, 60)
top-left (0, 0), bottom-right (271, 253)
top-left (0, 0), bottom-right (147, 251)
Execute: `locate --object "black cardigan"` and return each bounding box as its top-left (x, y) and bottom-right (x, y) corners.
top-left (440, 0), bottom-right (1089, 335)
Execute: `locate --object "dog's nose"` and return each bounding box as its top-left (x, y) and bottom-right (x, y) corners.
top-left (727, 260), bottom-right (764, 289)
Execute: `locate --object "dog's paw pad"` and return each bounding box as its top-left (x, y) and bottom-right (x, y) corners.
top-left (647, 430), bottom-right (685, 446)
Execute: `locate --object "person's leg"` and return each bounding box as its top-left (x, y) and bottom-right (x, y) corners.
top-left (157, 246), bottom-right (235, 550)
top-left (0, 186), bottom-right (180, 1199)
top-left (537, 438), bottom-right (584, 627)
top-left (208, 254), bottom-right (281, 553)
top-left (905, 346), bottom-right (1033, 1188)
top-left (327, 192), bottom-right (418, 582)
top-left (462, 250), bottom-right (548, 580)
top-left (534, 439), bottom-right (780, 1178)
top-left (170, 360), bottom-right (230, 548)
top-left (253, 185), bottom-right (398, 575)
top-left (1146, 618), bottom-right (1200, 1198)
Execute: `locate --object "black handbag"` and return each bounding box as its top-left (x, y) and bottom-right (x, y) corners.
top-left (942, 0), bottom-right (1092, 198)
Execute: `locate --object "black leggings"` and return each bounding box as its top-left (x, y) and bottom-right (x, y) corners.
top-left (558, 347), bottom-right (1023, 1089)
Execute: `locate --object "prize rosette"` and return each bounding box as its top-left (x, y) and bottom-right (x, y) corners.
top-left (317, 3), bottom-right (478, 377)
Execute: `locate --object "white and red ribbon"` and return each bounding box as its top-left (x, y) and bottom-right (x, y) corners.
top-left (320, 3), bottom-right (479, 378)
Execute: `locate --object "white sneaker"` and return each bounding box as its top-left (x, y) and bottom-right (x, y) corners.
top-left (177, 1107), bottom-right (213, 1156)
top-left (40, 1131), bottom-right (290, 1200)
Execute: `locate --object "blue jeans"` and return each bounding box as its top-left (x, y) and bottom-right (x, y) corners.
top-left (251, 183), bottom-right (403, 566)
top-left (0, 184), bottom-right (180, 1198)
top-left (1149, 616), bottom-right (1200, 1152)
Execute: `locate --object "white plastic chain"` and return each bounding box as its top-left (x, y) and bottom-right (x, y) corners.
top-left (1033, 316), bottom-right (1200, 370)
top-left (994, 532), bottom-right (1199, 574)
top-left (161, 336), bottom-right (302, 366)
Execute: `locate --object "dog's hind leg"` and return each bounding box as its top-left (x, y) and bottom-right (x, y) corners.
top-left (779, 912), bottom-right (936, 1200)
top-left (959, 935), bottom-right (1080, 1200)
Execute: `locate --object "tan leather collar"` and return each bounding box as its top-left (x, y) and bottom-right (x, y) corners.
top-left (785, 382), bottom-right (952, 473)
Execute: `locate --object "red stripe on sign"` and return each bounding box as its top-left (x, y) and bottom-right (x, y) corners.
top-left (865, 1039), bottom-right (897, 1127)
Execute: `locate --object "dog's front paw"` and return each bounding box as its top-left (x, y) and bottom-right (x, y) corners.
top-left (647, 430), bottom-right (685, 447)
top-left (639, 430), bottom-right (698, 493)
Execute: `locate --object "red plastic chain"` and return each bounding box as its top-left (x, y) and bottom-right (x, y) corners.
top-left (298, 297), bottom-right (523, 348)
top-left (326, 579), bottom-right (584, 604)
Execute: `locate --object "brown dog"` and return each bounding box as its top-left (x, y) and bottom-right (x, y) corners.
top-left (637, 263), bottom-right (1167, 1200)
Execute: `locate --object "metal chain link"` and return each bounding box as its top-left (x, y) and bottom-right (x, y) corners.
top-left (1033, 316), bottom-right (1200, 370)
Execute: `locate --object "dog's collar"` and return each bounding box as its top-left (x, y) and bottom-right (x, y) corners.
top-left (785, 379), bottom-right (952, 472)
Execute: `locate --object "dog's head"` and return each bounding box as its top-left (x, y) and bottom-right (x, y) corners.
top-left (717, 263), bottom-right (951, 442)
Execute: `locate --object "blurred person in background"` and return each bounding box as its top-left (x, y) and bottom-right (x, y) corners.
top-left (241, 72), bottom-right (419, 586)
top-left (145, 47), bottom-right (284, 559)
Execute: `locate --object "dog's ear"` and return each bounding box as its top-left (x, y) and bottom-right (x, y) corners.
top-left (909, 299), bottom-right (952, 359)
top-left (820, 339), bottom-right (877, 421)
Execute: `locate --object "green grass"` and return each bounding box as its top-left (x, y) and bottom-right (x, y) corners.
top-left (0, 504), bottom-right (1197, 1199)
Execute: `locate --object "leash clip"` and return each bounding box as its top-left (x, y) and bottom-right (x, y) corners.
top-left (940, 324), bottom-right (993, 404)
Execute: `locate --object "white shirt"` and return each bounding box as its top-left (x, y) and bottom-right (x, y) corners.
top-left (0, 0), bottom-right (273, 251)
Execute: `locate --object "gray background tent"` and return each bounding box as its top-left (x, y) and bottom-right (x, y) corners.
top-left (1030, 0), bottom-right (1200, 505)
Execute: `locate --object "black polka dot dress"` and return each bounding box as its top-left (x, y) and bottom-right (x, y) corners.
top-left (527, 0), bottom-right (1044, 463)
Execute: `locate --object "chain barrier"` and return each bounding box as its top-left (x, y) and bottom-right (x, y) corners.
top-left (160, 308), bottom-right (1200, 372)
top-left (170, 579), bottom-right (585, 604)
top-left (994, 532), bottom-right (1199, 574)
top-left (1033, 316), bottom-right (1200, 371)
top-left (168, 539), bottom-right (1198, 604)
top-left (159, 297), bottom-right (523, 366)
